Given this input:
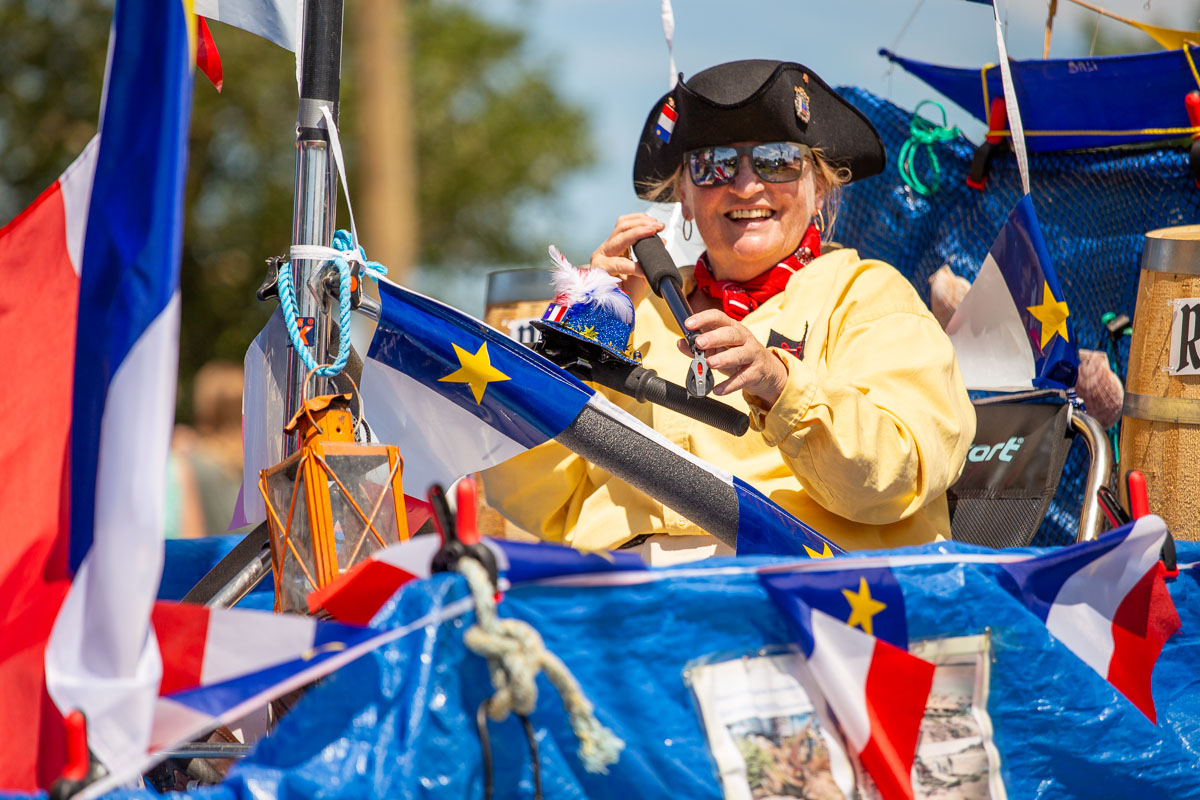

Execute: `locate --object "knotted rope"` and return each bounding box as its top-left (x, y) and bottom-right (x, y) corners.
top-left (458, 558), bottom-right (624, 774)
top-left (899, 100), bottom-right (960, 196)
top-left (276, 229), bottom-right (388, 378)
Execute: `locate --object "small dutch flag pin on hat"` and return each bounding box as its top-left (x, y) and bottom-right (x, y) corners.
top-left (655, 97), bottom-right (678, 143)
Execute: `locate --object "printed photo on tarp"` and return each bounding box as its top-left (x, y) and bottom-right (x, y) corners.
top-left (689, 635), bottom-right (1004, 800)
top-left (907, 634), bottom-right (1005, 800)
top-left (687, 652), bottom-right (856, 799)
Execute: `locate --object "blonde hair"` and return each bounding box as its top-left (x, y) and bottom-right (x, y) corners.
top-left (637, 147), bottom-right (853, 244)
top-left (808, 147), bottom-right (852, 242)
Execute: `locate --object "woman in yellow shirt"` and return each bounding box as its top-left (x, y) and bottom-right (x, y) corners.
top-left (484, 59), bottom-right (975, 563)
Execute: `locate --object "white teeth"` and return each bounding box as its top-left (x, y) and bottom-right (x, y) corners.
top-left (727, 208), bottom-right (773, 220)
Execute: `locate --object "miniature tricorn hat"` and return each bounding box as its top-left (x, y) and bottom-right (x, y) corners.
top-left (633, 59), bottom-right (886, 199)
top-left (535, 246), bottom-right (642, 365)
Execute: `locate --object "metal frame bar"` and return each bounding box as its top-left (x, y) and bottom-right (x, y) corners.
top-left (1069, 407), bottom-right (1112, 543)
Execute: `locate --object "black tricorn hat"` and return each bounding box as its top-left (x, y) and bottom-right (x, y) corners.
top-left (633, 60), bottom-right (885, 199)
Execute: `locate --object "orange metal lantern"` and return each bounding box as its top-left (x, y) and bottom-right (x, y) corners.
top-left (259, 375), bottom-right (409, 613)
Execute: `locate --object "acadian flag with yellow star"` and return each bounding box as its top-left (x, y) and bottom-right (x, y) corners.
top-left (945, 0), bottom-right (1077, 391)
top-left (759, 566), bottom-right (934, 800)
top-left (359, 280), bottom-right (594, 496)
top-left (358, 278), bottom-right (840, 559)
top-left (947, 194), bottom-right (1079, 391)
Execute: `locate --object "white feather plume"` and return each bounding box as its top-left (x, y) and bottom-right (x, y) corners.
top-left (548, 244), bottom-right (574, 273)
top-left (547, 244), bottom-right (633, 323)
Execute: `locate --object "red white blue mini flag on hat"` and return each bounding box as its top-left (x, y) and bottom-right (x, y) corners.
top-left (655, 98), bottom-right (677, 143)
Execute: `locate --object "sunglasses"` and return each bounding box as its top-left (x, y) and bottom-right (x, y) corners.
top-left (685, 141), bottom-right (811, 187)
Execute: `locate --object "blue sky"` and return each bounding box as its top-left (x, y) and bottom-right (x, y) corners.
top-left (475, 0), bottom-right (1198, 264)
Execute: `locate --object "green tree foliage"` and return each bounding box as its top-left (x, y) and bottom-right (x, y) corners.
top-left (0, 0), bottom-right (592, 420)
top-left (399, 0), bottom-right (593, 264)
top-left (0, 0), bottom-right (111, 216)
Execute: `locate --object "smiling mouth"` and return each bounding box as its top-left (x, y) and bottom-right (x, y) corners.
top-left (726, 208), bottom-right (775, 221)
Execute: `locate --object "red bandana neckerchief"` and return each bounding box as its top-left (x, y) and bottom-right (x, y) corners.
top-left (693, 223), bottom-right (822, 321)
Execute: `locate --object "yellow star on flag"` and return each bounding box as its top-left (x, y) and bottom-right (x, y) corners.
top-left (438, 342), bottom-right (510, 403)
top-left (804, 542), bottom-right (834, 559)
top-left (1026, 281), bottom-right (1070, 350)
top-left (842, 576), bottom-right (887, 636)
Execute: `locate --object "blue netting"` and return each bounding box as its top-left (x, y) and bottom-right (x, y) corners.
top-left (835, 88), bottom-right (1200, 545)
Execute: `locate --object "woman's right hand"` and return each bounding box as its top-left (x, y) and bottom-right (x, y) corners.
top-left (590, 213), bottom-right (664, 307)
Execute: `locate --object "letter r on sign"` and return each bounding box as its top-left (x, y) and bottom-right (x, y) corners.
top-left (1173, 301), bottom-right (1200, 374)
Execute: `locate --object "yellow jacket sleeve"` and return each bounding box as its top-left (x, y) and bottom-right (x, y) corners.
top-left (481, 384), bottom-right (672, 545)
top-left (480, 439), bottom-right (591, 544)
top-left (748, 260), bottom-right (975, 525)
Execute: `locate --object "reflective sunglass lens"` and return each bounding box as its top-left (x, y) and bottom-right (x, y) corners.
top-left (752, 143), bottom-right (807, 182)
top-left (688, 147), bottom-right (738, 186)
top-left (687, 142), bottom-right (808, 186)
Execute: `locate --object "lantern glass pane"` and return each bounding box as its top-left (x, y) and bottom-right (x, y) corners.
top-left (266, 463), bottom-right (317, 613)
top-left (325, 453), bottom-right (402, 577)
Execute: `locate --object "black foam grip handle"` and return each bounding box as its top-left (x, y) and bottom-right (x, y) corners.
top-left (625, 368), bottom-right (749, 437)
top-left (632, 236), bottom-right (681, 295)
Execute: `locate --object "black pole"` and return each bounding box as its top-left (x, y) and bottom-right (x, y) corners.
top-left (298, 0), bottom-right (343, 130)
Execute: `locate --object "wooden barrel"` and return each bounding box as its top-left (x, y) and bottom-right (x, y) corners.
top-left (1119, 225), bottom-right (1200, 539)
top-left (474, 268), bottom-right (556, 542)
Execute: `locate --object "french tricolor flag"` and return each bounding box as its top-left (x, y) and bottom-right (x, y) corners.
top-left (39, 0), bottom-right (194, 781)
top-left (760, 567), bottom-right (934, 800)
top-left (1000, 515), bottom-right (1180, 722)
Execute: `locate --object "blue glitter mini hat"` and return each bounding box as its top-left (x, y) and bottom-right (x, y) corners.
top-left (538, 246), bottom-right (642, 365)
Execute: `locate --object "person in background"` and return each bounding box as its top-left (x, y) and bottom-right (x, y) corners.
top-left (484, 60), bottom-right (976, 564)
top-left (166, 361), bottom-right (246, 538)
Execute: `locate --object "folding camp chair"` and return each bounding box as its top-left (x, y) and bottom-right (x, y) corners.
top-left (947, 389), bottom-right (1111, 549)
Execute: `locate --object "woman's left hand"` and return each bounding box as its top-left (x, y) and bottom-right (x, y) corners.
top-left (679, 310), bottom-right (788, 408)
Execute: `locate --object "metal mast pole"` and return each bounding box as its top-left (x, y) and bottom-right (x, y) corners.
top-left (284, 0), bottom-right (345, 455)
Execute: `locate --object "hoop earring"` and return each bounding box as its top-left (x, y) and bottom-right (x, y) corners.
top-left (682, 218), bottom-right (694, 241)
top-left (814, 209), bottom-right (826, 235)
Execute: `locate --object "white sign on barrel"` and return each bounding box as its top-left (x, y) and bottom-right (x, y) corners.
top-left (1169, 297), bottom-right (1200, 374)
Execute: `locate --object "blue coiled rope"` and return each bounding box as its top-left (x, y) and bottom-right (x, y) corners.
top-left (276, 229), bottom-right (388, 378)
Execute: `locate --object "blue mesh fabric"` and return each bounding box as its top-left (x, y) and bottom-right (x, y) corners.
top-left (835, 88), bottom-right (1200, 545)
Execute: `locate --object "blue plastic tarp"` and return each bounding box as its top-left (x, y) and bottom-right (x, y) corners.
top-left (83, 540), bottom-right (1200, 800)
